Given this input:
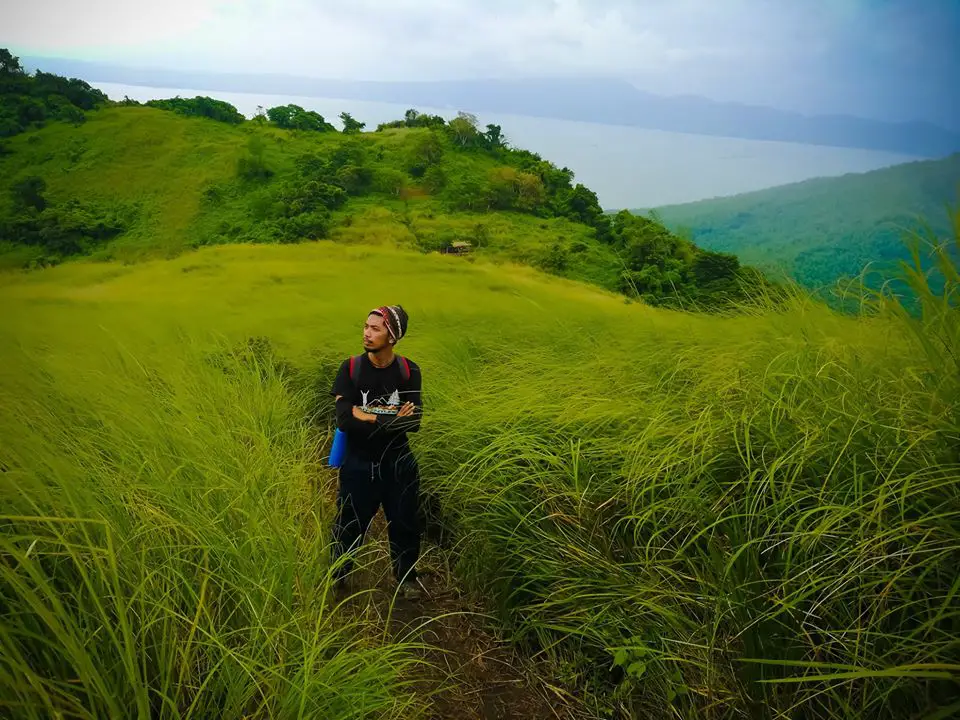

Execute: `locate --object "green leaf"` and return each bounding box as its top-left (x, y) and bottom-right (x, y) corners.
top-left (627, 661), bottom-right (647, 678)
top-left (613, 648), bottom-right (629, 667)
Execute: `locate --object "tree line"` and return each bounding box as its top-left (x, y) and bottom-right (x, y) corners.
top-left (0, 49), bottom-right (108, 140)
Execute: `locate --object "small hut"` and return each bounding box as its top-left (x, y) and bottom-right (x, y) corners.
top-left (442, 240), bottom-right (472, 256)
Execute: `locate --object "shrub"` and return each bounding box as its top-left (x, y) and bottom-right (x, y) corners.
top-left (236, 136), bottom-right (273, 183)
top-left (146, 96), bottom-right (245, 124)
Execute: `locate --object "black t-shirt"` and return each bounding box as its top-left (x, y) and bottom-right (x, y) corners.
top-left (330, 353), bottom-right (422, 462)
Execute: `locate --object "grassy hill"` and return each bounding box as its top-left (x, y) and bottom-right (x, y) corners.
top-left (3, 52), bottom-right (960, 719)
top-left (0, 48), bottom-right (780, 312)
top-left (0, 106), bottom-right (604, 276)
top-left (650, 154), bottom-right (960, 290)
top-left (3, 240), bottom-right (958, 719)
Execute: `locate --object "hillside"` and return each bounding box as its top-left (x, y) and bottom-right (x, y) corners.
top-left (0, 49), bottom-right (777, 312)
top-left (651, 154), bottom-right (960, 290)
top-left (3, 238), bottom-right (958, 719)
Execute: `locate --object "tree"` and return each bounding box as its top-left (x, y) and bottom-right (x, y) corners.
top-left (564, 184), bottom-right (603, 224)
top-left (482, 167), bottom-right (545, 213)
top-left (334, 165), bottom-right (374, 195)
top-left (236, 136), bottom-right (273, 182)
top-left (404, 109), bottom-right (446, 128)
top-left (330, 140), bottom-right (367, 170)
top-left (266, 104), bottom-right (335, 132)
top-left (0, 49), bottom-right (25, 76)
top-left (515, 172), bottom-right (546, 213)
top-left (373, 168), bottom-right (406, 197)
top-left (147, 96), bottom-right (243, 124)
top-left (485, 167), bottom-right (518, 209)
top-left (484, 124), bottom-right (506, 149)
top-left (339, 112), bottom-right (366, 134)
top-left (278, 179), bottom-right (347, 214)
top-left (693, 250), bottom-right (740, 284)
top-left (266, 105), bottom-right (295, 128)
top-left (295, 152), bottom-right (332, 180)
top-left (423, 165), bottom-right (447, 193)
top-left (538, 162), bottom-right (575, 196)
top-left (408, 131), bottom-right (444, 176)
top-left (12, 176), bottom-right (47, 212)
top-left (539, 241), bottom-right (568, 274)
top-left (448, 174), bottom-right (486, 211)
top-left (449, 111), bottom-right (480, 147)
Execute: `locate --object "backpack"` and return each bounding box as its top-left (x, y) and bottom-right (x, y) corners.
top-left (348, 354), bottom-right (411, 387)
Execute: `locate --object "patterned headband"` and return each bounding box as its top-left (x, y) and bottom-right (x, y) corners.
top-left (371, 306), bottom-right (404, 341)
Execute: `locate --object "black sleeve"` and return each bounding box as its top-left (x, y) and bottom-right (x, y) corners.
top-left (376, 363), bottom-right (422, 434)
top-left (330, 360), bottom-right (376, 435)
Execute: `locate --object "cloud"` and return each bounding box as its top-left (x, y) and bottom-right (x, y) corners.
top-left (4, 0), bottom-right (958, 126)
top-left (5, 0), bottom-right (220, 50)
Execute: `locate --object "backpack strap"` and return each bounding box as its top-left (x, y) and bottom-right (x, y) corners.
top-left (398, 355), bottom-right (411, 382)
top-left (349, 354), bottom-right (363, 386)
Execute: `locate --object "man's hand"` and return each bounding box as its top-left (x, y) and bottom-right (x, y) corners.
top-left (397, 402), bottom-right (416, 418)
top-left (352, 406), bottom-right (377, 423)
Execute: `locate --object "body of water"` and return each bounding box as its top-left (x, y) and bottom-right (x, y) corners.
top-left (92, 82), bottom-right (919, 210)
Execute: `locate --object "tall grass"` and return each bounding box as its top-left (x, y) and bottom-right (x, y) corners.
top-left (417, 218), bottom-right (960, 717)
top-left (1, 228), bottom-right (958, 718)
top-left (0, 335), bottom-right (428, 719)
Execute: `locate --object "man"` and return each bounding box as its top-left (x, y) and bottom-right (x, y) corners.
top-left (329, 304), bottom-right (424, 601)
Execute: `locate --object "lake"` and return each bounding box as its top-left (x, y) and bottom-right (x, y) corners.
top-left (91, 81), bottom-right (919, 210)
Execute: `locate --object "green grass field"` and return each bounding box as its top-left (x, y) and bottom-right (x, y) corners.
top-left (2, 232), bottom-right (958, 717)
top-left (0, 107), bottom-right (618, 290)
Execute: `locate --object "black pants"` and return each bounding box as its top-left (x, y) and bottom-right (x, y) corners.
top-left (331, 450), bottom-right (421, 583)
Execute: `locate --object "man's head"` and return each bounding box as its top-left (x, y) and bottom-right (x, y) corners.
top-left (363, 305), bottom-right (409, 352)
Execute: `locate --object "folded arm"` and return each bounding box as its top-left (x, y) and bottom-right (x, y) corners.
top-left (335, 395), bottom-right (377, 434)
top-left (376, 404), bottom-right (422, 434)
top-left (376, 367), bottom-right (422, 434)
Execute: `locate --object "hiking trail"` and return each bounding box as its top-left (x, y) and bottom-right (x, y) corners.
top-left (329, 510), bottom-right (590, 720)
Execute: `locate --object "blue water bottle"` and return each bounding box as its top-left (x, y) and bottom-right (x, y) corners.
top-left (328, 428), bottom-right (347, 468)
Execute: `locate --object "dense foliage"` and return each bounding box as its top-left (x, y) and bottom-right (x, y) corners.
top-left (376, 108), bottom-right (448, 131)
top-left (0, 175), bottom-right (131, 266)
top-left (144, 96), bottom-right (246, 124)
top-left (264, 104), bottom-right (337, 132)
top-left (653, 153), bottom-right (960, 294)
top-left (0, 49), bottom-right (108, 137)
top-left (609, 210), bottom-right (774, 308)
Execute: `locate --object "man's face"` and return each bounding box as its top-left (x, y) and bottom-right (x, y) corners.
top-left (363, 313), bottom-right (391, 351)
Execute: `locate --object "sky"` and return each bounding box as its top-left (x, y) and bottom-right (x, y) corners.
top-left (5, 0), bottom-right (959, 129)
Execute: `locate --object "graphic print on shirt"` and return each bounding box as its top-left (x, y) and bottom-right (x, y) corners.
top-left (362, 388), bottom-right (405, 415)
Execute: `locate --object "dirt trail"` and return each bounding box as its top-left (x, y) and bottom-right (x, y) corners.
top-left (332, 512), bottom-right (589, 720)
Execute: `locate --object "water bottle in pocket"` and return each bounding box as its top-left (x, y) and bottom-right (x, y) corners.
top-left (328, 428), bottom-right (347, 468)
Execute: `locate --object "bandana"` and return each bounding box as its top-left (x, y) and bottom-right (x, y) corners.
top-left (371, 305), bottom-right (408, 342)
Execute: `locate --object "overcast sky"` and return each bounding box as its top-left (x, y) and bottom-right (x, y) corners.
top-left (6, 0), bottom-right (959, 128)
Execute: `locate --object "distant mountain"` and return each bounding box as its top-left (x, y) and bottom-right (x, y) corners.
top-left (20, 55), bottom-right (960, 158)
top-left (651, 154), bottom-right (960, 290)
